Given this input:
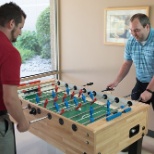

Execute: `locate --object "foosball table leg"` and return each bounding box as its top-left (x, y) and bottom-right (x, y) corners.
top-left (128, 137), bottom-right (143, 154)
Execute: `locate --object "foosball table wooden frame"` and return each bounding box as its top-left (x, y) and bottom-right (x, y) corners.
top-left (18, 79), bottom-right (149, 154)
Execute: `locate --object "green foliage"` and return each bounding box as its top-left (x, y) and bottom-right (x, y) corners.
top-left (13, 6), bottom-right (51, 61)
top-left (36, 6), bottom-right (51, 58)
top-left (14, 30), bottom-right (41, 55)
top-left (17, 47), bottom-right (35, 63)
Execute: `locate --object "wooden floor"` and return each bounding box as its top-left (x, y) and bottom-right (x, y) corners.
top-left (15, 128), bottom-right (154, 154)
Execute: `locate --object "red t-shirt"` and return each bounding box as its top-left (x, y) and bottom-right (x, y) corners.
top-left (0, 31), bottom-right (21, 111)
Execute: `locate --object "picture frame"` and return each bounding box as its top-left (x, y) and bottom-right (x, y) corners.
top-left (104, 6), bottom-right (149, 46)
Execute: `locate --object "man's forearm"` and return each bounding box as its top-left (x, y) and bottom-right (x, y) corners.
top-left (5, 96), bottom-right (26, 124)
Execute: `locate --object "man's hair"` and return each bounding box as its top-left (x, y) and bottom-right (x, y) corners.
top-left (130, 13), bottom-right (151, 28)
top-left (0, 2), bottom-right (26, 27)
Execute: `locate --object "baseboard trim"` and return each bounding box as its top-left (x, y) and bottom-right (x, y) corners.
top-left (147, 129), bottom-right (154, 138)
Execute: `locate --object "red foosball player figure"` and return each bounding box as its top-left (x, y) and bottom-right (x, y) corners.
top-left (71, 91), bottom-right (75, 99)
top-left (55, 85), bottom-right (58, 92)
top-left (38, 85), bottom-right (42, 96)
top-left (78, 89), bottom-right (83, 97)
top-left (44, 99), bottom-right (48, 108)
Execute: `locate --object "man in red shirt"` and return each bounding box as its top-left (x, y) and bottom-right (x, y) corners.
top-left (0, 2), bottom-right (29, 154)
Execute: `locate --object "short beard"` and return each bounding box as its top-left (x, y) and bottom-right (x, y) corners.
top-left (11, 28), bottom-right (17, 42)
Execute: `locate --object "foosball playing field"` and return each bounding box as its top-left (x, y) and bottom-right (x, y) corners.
top-left (19, 80), bottom-right (132, 125)
top-left (17, 79), bottom-right (150, 154)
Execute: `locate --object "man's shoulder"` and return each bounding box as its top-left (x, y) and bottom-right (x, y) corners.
top-left (126, 35), bottom-right (136, 45)
top-left (147, 28), bottom-right (154, 43)
top-left (151, 28), bottom-right (154, 32)
top-left (150, 28), bottom-right (154, 36)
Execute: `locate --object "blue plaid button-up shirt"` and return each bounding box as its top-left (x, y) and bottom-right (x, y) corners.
top-left (124, 29), bottom-right (154, 83)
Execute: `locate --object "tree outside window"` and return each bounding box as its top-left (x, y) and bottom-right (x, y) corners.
top-left (0, 0), bottom-right (58, 78)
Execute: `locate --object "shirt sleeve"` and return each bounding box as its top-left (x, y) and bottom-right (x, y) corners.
top-left (124, 37), bottom-right (133, 61)
top-left (1, 50), bottom-right (21, 85)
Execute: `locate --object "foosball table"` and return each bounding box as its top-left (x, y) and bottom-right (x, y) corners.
top-left (18, 79), bottom-right (149, 154)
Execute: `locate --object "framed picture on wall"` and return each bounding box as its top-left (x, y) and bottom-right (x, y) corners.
top-left (104, 6), bottom-right (149, 46)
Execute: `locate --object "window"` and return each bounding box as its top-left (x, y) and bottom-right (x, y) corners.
top-left (0, 0), bottom-right (59, 80)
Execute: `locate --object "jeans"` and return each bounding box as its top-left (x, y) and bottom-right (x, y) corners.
top-left (131, 78), bottom-right (154, 109)
top-left (0, 115), bottom-right (16, 154)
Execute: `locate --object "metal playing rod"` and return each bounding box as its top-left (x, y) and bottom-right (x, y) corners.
top-left (30, 116), bottom-right (48, 124)
top-left (47, 98), bottom-right (85, 113)
top-left (24, 87), bottom-right (72, 102)
top-left (29, 113), bottom-right (51, 124)
top-left (21, 86), bottom-right (55, 98)
top-left (19, 81), bottom-right (69, 97)
top-left (69, 105), bottom-right (102, 119)
top-left (82, 102), bottom-right (132, 125)
top-left (30, 91), bottom-right (75, 106)
top-left (69, 96), bottom-right (119, 120)
top-left (18, 82), bottom-right (55, 94)
top-left (123, 91), bottom-right (140, 98)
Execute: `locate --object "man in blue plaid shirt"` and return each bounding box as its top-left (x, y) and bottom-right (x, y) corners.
top-left (107, 13), bottom-right (154, 109)
top-left (107, 13), bottom-right (154, 154)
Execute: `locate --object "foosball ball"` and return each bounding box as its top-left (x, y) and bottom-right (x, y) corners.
top-left (18, 79), bottom-right (149, 154)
